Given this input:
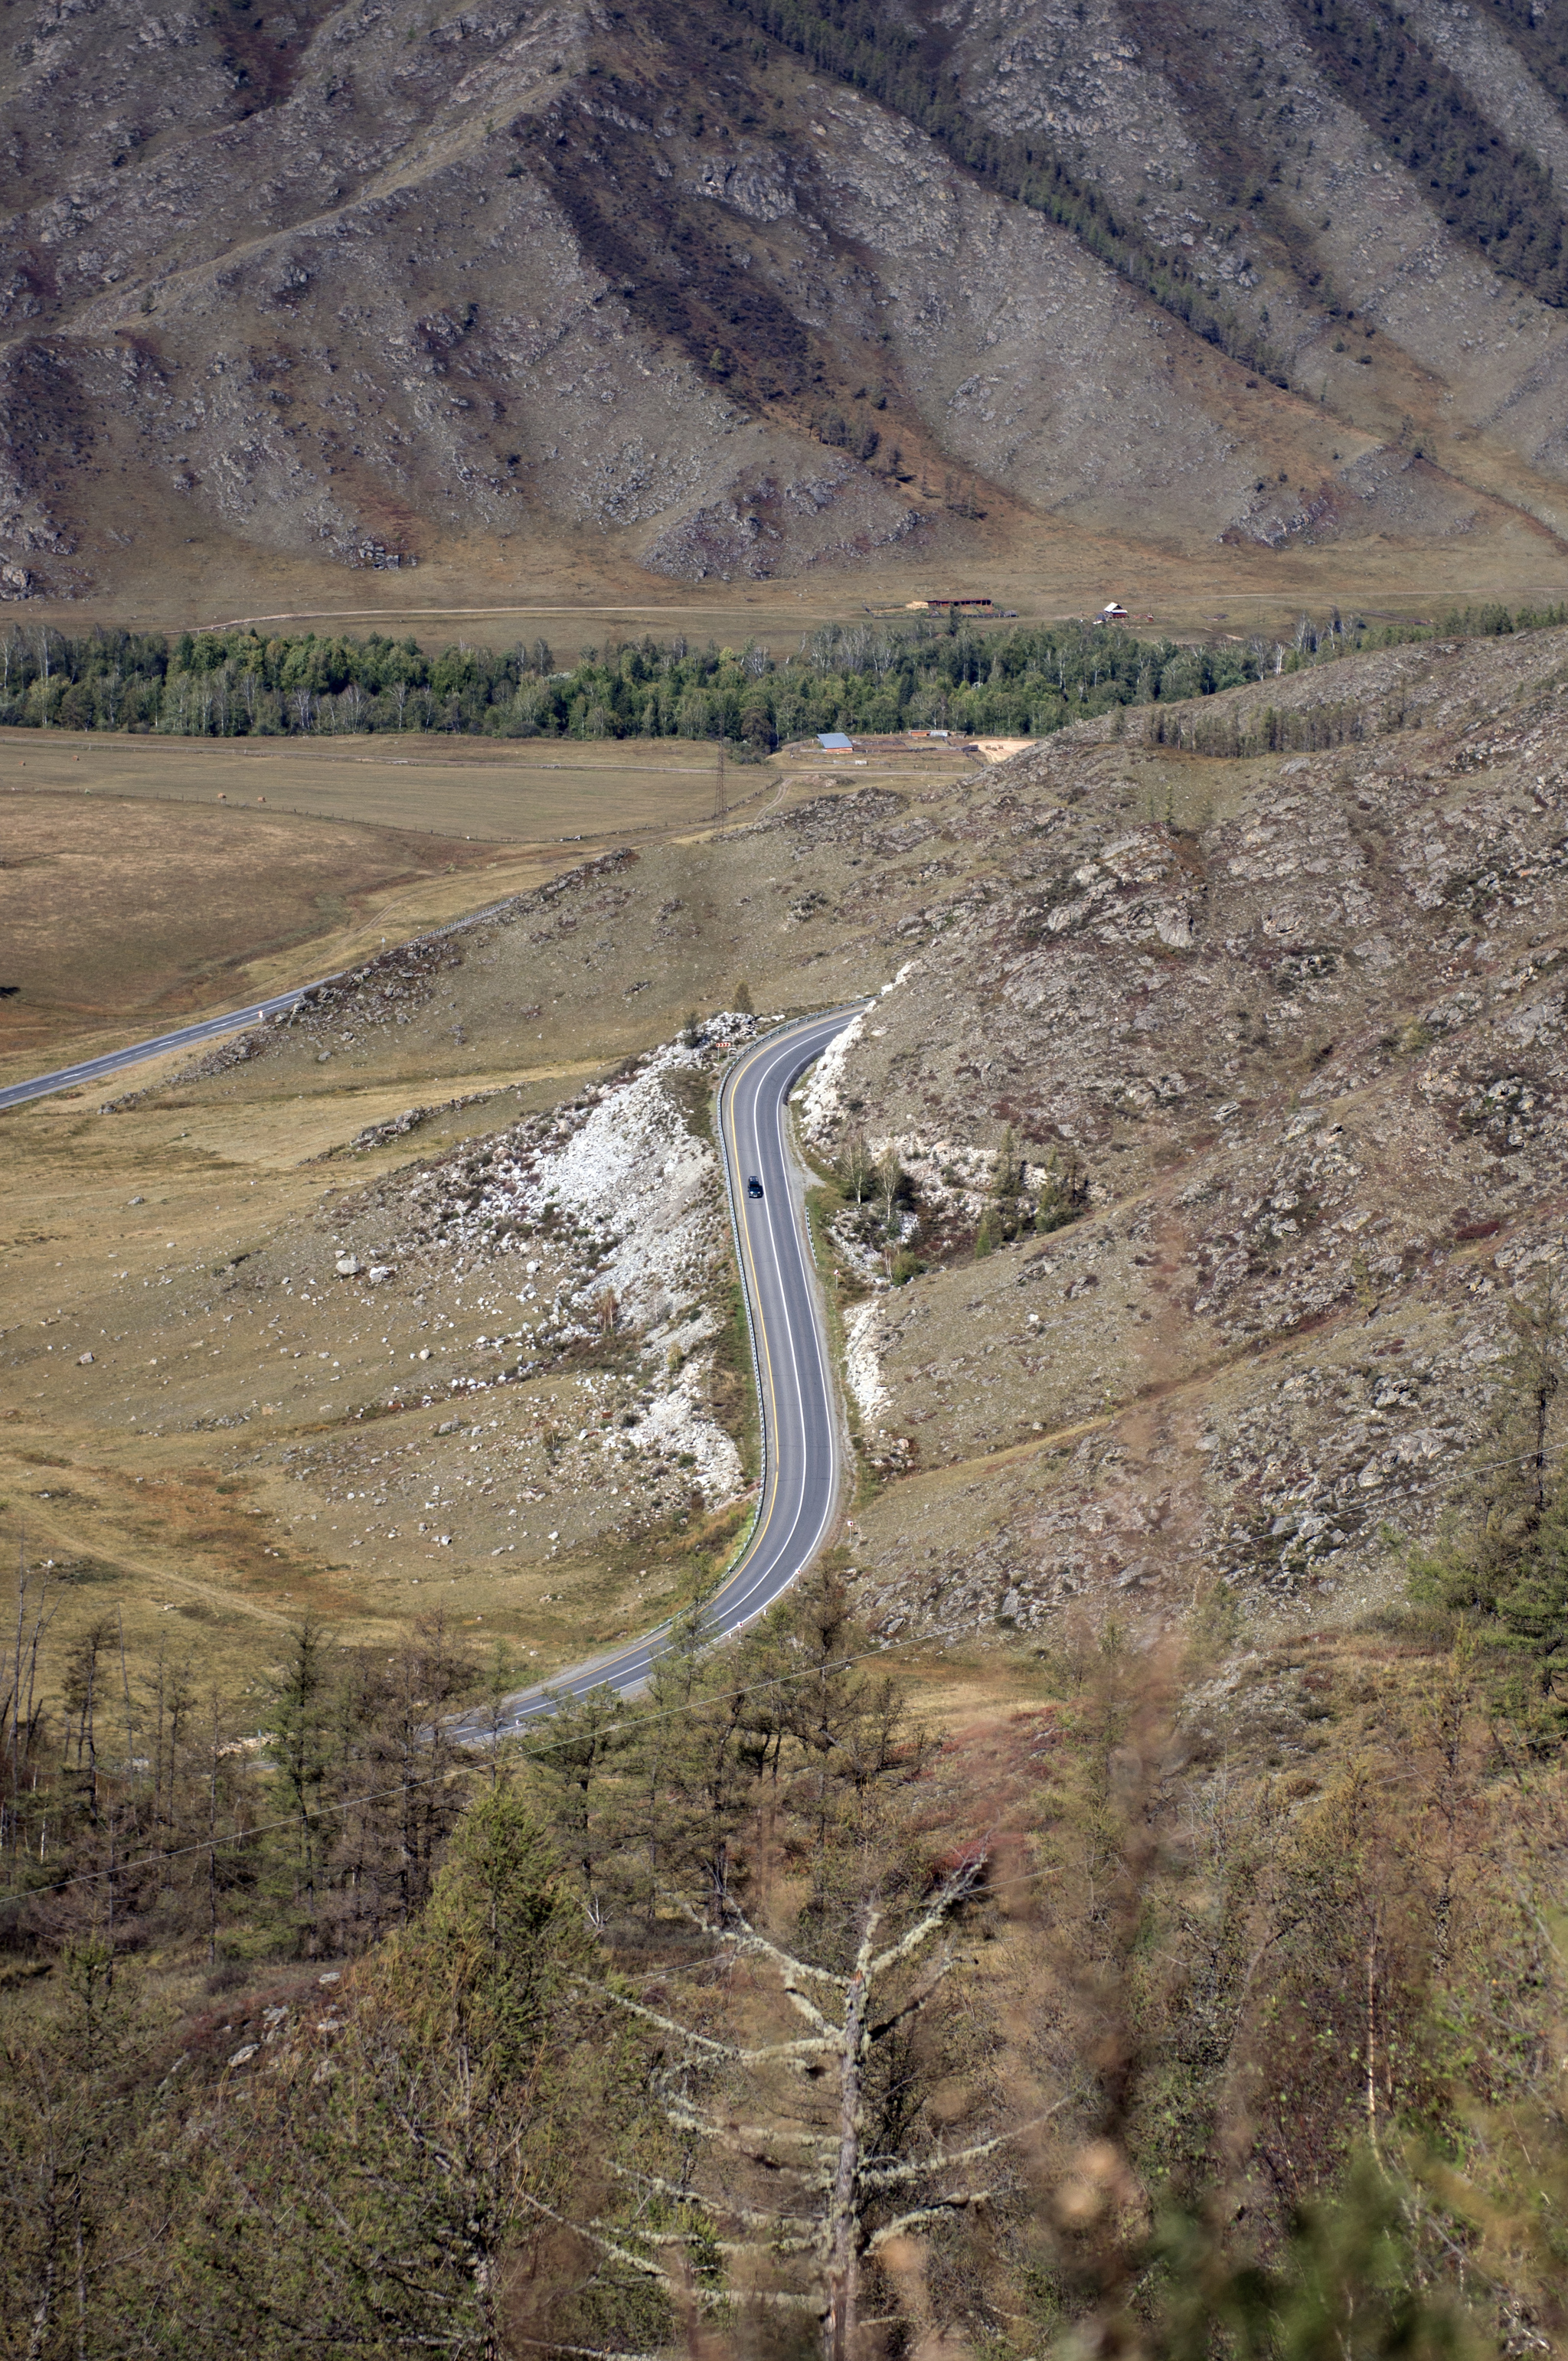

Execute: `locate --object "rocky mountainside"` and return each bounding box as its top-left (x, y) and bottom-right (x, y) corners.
top-left (805, 622), bottom-right (1568, 1644)
top-left (11, 0), bottom-right (1568, 606)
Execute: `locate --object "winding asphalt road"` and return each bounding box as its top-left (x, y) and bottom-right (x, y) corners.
top-left (475, 1004), bottom-right (865, 1734)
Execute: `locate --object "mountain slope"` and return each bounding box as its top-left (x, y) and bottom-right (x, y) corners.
top-left (9, 0), bottom-right (1568, 605)
top-left (806, 622), bottom-right (1568, 1641)
top-left (8, 618), bottom-right (1568, 1712)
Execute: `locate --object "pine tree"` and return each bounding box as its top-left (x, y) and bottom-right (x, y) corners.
top-left (0, 1939), bottom-right (165, 2356)
top-left (1034, 1145), bottom-right (1083, 1235)
top-left (1495, 1490), bottom-right (1568, 1730)
top-left (1410, 1269), bottom-right (1568, 1624)
top-left (528, 1680), bottom-right (629, 1926)
top-left (175, 1788), bottom-right (640, 2358)
top-left (267, 1618), bottom-right (336, 1952)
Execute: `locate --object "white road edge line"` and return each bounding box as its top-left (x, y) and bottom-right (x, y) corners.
top-left (479, 1004), bottom-right (867, 1730)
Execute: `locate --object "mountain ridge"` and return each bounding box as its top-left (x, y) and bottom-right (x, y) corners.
top-left (10, 0), bottom-right (1568, 612)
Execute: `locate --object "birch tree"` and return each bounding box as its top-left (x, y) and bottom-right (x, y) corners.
top-left (876, 1145), bottom-right (905, 1237)
top-left (838, 1128), bottom-right (874, 1206)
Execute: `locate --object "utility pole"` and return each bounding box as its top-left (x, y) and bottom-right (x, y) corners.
top-left (714, 730), bottom-right (727, 836)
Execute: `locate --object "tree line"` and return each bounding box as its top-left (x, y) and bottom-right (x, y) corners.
top-left (4, 606), bottom-right (1557, 747)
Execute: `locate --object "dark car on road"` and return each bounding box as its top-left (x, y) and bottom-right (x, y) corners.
top-left (746, 1174), bottom-right (764, 1200)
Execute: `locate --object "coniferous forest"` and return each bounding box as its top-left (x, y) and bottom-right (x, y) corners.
top-left (2, 608), bottom-right (1554, 749)
top-left (4, 1309), bottom-right (1568, 2361)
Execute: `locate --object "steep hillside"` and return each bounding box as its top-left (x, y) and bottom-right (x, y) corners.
top-left (805, 622), bottom-right (1568, 1644)
top-left (8, 634), bottom-right (1568, 2359)
top-left (11, 0), bottom-right (1568, 609)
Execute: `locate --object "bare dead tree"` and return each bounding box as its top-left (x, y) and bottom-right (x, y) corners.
top-left (577, 1854), bottom-right (1050, 2359)
top-left (2, 1544), bottom-right (54, 1870)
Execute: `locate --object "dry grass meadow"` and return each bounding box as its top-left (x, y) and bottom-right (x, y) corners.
top-left (0, 728), bottom-right (984, 1713)
top-left (24, 495), bottom-right (1568, 658)
top-left (0, 731), bottom-right (774, 1080)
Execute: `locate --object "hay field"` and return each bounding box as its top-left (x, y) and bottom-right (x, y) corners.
top-left (0, 727), bottom-right (730, 840)
top-left (0, 733), bottom-right (748, 1080)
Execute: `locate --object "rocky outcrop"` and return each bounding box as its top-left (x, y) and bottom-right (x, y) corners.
top-left (802, 626), bottom-right (1568, 1637)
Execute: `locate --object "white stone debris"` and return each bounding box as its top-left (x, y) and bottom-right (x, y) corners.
top-left (798, 1004), bottom-right (866, 1145)
top-left (433, 1017), bottom-right (760, 1504)
top-left (844, 1299), bottom-right (890, 1422)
